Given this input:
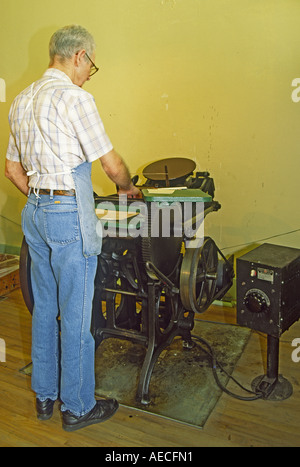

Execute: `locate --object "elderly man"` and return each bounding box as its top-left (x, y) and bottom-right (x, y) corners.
top-left (5, 25), bottom-right (140, 431)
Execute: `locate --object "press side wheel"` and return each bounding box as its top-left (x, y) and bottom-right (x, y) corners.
top-left (180, 237), bottom-right (218, 313)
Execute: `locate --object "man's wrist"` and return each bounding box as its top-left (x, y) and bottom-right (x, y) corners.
top-left (119, 181), bottom-right (134, 191)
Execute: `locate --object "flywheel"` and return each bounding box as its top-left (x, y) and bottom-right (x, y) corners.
top-left (180, 236), bottom-right (218, 313)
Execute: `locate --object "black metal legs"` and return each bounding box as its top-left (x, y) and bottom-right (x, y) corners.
top-left (137, 282), bottom-right (157, 404)
top-left (251, 334), bottom-right (293, 400)
top-left (95, 277), bottom-right (194, 405)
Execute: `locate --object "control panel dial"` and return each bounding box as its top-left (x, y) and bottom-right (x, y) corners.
top-left (244, 288), bottom-right (270, 314)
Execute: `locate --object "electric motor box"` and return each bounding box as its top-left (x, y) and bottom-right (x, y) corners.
top-left (236, 243), bottom-right (300, 337)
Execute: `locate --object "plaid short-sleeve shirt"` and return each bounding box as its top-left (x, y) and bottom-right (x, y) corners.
top-left (6, 68), bottom-right (113, 190)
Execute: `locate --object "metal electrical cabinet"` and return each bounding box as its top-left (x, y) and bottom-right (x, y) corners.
top-left (237, 243), bottom-right (300, 337)
top-left (236, 243), bottom-right (300, 400)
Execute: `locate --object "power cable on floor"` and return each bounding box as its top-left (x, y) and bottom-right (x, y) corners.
top-left (191, 334), bottom-right (262, 401)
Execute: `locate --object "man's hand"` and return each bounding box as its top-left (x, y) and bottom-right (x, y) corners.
top-left (118, 184), bottom-right (142, 198)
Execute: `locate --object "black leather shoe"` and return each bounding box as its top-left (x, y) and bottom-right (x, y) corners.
top-left (62, 399), bottom-right (119, 432)
top-left (36, 398), bottom-right (55, 420)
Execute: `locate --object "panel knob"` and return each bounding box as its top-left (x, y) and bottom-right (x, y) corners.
top-left (244, 289), bottom-right (270, 314)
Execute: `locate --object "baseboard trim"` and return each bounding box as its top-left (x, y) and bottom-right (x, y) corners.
top-left (0, 244), bottom-right (21, 255)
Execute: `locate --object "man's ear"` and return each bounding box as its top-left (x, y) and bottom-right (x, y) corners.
top-left (74, 49), bottom-right (86, 66)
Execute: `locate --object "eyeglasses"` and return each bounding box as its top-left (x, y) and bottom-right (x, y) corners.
top-left (85, 53), bottom-right (99, 77)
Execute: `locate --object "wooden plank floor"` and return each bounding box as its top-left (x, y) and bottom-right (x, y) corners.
top-left (0, 288), bottom-right (300, 447)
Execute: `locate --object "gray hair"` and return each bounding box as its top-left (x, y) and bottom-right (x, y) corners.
top-left (49, 25), bottom-right (95, 63)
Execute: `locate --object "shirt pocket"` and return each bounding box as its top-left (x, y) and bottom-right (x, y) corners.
top-left (43, 208), bottom-right (80, 244)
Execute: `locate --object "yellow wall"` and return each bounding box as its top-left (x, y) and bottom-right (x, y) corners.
top-left (0, 0), bottom-right (299, 253)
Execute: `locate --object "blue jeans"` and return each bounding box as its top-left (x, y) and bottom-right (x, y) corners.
top-left (22, 193), bottom-right (98, 416)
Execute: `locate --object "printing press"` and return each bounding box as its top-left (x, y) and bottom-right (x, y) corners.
top-left (19, 157), bottom-right (234, 404)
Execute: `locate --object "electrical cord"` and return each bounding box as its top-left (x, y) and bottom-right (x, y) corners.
top-left (221, 228), bottom-right (300, 252)
top-left (191, 334), bottom-right (263, 401)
